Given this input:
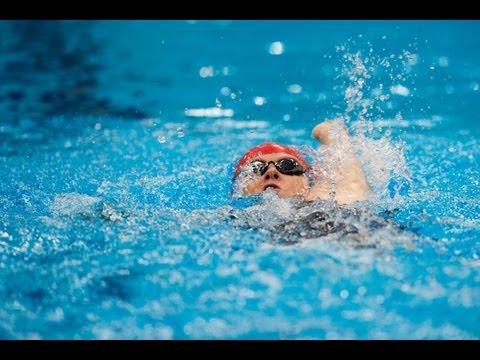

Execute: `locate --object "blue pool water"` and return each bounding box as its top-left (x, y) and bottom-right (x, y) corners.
top-left (0, 20), bottom-right (479, 339)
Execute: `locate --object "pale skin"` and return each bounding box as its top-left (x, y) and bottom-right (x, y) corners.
top-left (243, 152), bottom-right (310, 198)
top-left (242, 119), bottom-right (369, 205)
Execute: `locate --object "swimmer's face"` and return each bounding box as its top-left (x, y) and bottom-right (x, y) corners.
top-left (240, 153), bottom-right (309, 198)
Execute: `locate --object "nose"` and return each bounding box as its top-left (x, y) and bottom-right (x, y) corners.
top-left (263, 164), bottom-right (280, 180)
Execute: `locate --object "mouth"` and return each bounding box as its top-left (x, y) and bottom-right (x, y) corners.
top-left (263, 184), bottom-right (280, 191)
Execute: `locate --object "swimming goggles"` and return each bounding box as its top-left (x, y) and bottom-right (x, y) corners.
top-left (246, 158), bottom-right (306, 176)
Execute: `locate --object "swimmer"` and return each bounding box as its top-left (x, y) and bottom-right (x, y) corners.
top-left (232, 118), bottom-right (369, 205)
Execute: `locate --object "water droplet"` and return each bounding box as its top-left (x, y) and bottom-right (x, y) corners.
top-left (357, 286), bottom-right (367, 296)
top-left (177, 127), bottom-right (185, 138)
top-left (438, 56), bottom-right (449, 67)
top-left (222, 66), bottom-right (230, 76)
top-left (317, 93), bottom-right (327, 101)
top-left (254, 96), bottom-right (266, 106)
top-left (199, 66), bottom-right (214, 78)
top-left (287, 84), bottom-right (302, 94)
top-left (269, 41), bottom-right (284, 55)
top-left (220, 87), bottom-right (231, 96)
top-left (340, 290), bottom-right (349, 299)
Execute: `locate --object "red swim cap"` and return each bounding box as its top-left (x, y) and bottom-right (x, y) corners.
top-left (233, 142), bottom-right (309, 179)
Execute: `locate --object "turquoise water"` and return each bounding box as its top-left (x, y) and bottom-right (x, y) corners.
top-left (0, 20), bottom-right (479, 339)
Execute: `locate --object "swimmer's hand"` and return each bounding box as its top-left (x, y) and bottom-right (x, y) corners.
top-left (312, 118), bottom-right (349, 146)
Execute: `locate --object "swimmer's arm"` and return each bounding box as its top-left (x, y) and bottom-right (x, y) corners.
top-left (305, 119), bottom-right (369, 205)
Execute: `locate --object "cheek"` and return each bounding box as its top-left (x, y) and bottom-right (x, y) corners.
top-left (286, 177), bottom-right (309, 193)
top-left (244, 178), bottom-right (262, 194)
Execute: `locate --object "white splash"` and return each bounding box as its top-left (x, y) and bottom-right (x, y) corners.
top-left (214, 119), bottom-right (268, 129)
top-left (185, 108), bottom-right (234, 118)
top-left (390, 84), bottom-right (410, 97)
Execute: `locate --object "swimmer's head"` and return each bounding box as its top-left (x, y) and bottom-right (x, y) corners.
top-left (233, 142), bottom-right (310, 198)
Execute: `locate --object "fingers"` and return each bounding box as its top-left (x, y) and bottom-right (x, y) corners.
top-left (312, 118), bottom-right (350, 145)
top-left (312, 120), bottom-right (334, 144)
